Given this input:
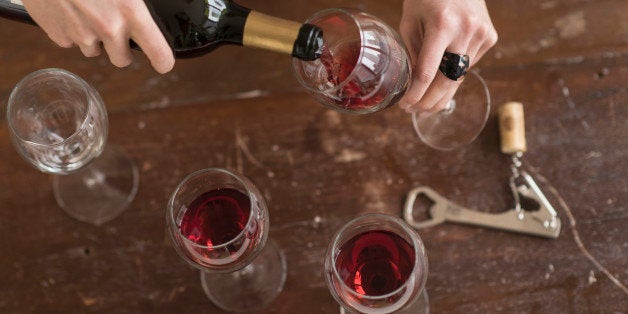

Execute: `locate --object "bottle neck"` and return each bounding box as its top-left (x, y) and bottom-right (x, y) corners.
top-left (242, 11), bottom-right (323, 60)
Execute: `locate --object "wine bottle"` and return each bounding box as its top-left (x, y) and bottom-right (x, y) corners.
top-left (0, 0), bottom-right (323, 60)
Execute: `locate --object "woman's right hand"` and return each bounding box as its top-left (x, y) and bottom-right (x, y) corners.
top-left (22, 0), bottom-right (175, 73)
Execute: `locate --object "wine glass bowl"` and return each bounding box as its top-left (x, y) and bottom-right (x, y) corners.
top-left (6, 68), bottom-right (137, 225)
top-left (167, 168), bottom-right (268, 273)
top-left (292, 8), bottom-right (411, 114)
top-left (166, 168), bottom-right (285, 312)
top-left (412, 69), bottom-right (491, 150)
top-left (325, 213), bottom-right (428, 314)
top-left (7, 68), bottom-right (107, 173)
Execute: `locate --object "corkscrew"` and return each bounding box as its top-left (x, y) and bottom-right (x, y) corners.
top-left (403, 102), bottom-right (561, 239)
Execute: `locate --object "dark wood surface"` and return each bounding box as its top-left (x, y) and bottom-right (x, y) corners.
top-left (1, 0), bottom-right (626, 313)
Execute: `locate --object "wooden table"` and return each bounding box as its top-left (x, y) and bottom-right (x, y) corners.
top-left (1, 0), bottom-right (626, 312)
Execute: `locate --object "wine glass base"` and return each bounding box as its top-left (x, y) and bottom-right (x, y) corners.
top-left (397, 289), bottom-right (429, 314)
top-left (52, 145), bottom-right (139, 225)
top-left (201, 238), bottom-right (287, 312)
top-left (339, 290), bottom-right (429, 314)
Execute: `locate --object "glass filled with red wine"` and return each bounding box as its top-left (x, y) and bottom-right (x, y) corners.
top-left (167, 168), bottom-right (286, 312)
top-left (6, 68), bottom-right (138, 225)
top-left (292, 8), bottom-right (411, 115)
top-left (325, 213), bottom-right (429, 314)
top-left (293, 8), bottom-right (491, 150)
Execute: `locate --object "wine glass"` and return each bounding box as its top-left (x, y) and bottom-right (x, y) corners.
top-left (292, 8), bottom-right (490, 150)
top-left (412, 69), bottom-right (490, 150)
top-left (167, 168), bottom-right (286, 312)
top-left (292, 8), bottom-right (411, 115)
top-left (6, 68), bottom-right (138, 225)
top-left (325, 213), bottom-right (429, 314)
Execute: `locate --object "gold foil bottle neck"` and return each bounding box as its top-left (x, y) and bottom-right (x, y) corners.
top-left (243, 11), bottom-right (301, 55)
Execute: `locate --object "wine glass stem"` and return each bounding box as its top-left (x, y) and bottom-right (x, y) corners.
top-left (395, 289), bottom-right (429, 314)
top-left (52, 145), bottom-right (138, 225)
top-left (338, 290), bottom-right (429, 314)
top-left (443, 99), bottom-right (456, 115)
top-left (200, 238), bottom-right (287, 312)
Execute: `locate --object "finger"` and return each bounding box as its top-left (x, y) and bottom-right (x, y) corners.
top-left (404, 36), bottom-right (471, 113)
top-left (398, 28), bottom-right (451, 111)
top-left (74, 28), bottom-right (102, 57)
top-left (67, 21), bottom-right (101, 57)
top-left (128, 3), bottom-right (175, 74)
top-left (102, 34), bottom-right (134, 68)
top-left (405, 70), bottom-right (458, 113)
top-left (70, 2), bottom-right (131, 67)
top-left (72, 28), bottom-right (101, 57)
top-left (428, 85), bottom-right (458, 114)
top-left (61, 3), bottom-right (101, 57)
top-left (48, 33), bottom-right (74, 48)
top-left (22, 0), bottom-right (74, 48)
top-left (78, 40), bottom-right (102, 58)
top-left (398, 20), bottom-right (422, 65)
top-left (472, 31), bottom-right (498, 67)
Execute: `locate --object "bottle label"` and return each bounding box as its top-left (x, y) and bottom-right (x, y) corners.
top-left (207, 0), bottom-right (226, 22)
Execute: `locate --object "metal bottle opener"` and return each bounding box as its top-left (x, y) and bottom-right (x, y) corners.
top-left (403, 169), bottom-right (561, 238)
top-left (403, 102), bottom-right (561, 239)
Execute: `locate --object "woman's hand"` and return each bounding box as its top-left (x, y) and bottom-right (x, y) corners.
top-left (398, 0), bottom-right (497, 113)
top-left (22, 0), bottom-right (175, 73)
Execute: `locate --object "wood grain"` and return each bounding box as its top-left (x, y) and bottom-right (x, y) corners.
top-left (0, 0), bottom-right (626, 313)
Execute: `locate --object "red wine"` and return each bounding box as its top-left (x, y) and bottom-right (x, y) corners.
top-left (0, 0), bottom-right (323, 60)
top-left (318, 41), bottom-right (406, 112)
top-left (335, 230), bottom-right (415, 296)
top-left (180, 188), bottom-right (251, 247)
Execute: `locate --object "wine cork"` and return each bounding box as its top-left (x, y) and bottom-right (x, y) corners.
top-left (498, 102), bottom-right (527, 154)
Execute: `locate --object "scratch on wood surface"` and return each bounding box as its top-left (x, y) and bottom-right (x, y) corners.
top-left (235, 127), bottom-right (266, 170)
top-left (77, 292), bottom-right (99, 306)
top-left (166, 286), bottom-right (186, 302)
top-left (533, 171), bottom-right (628, 296)
top-left (554, 11), bottom-right (586, 39)
top-left (540, 1), bottom-right (557, 9)
top-left (135, 255), bottom-right (144, 281)
top-left (362, 181), bottom-right (387, 212)
top-left (584, 151), bottom-right (602, 159)
top-left (557, 78), bottom-right (576, 109)
top-left (608, 98), bottom-right (617, 127)
top-left (286, 151), bottom-right (295, 166)
top-left (553, 120), bottom-right (569, 137)
top-left (234, 127), bottom-right (275, 178)
top-left (141, 161), bottom-right (153, 172)
top-left (235, 126), bottom-right (244, 173)
top-left (141, 96), bottom-right (171, 110)
top-left (232, 89), bottom-right (268, 100)
top-left (545, 264), bottom-right (555, 280)
top-left (588, 270), bottom-right (597, 285)
top-left (334, 149), bottom-right (367, 163)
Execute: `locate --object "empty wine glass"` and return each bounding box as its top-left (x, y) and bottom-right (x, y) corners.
top-left (412, 69), bottom-right (490, 150)
top-left (325, 213), bottom-right (429, 314)
top-left (6, 68), bottom-right (138, 225)
top-left (293, 8), bottom-right (490, 150)
top-left (167, 168), bottom-right (286, 312)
